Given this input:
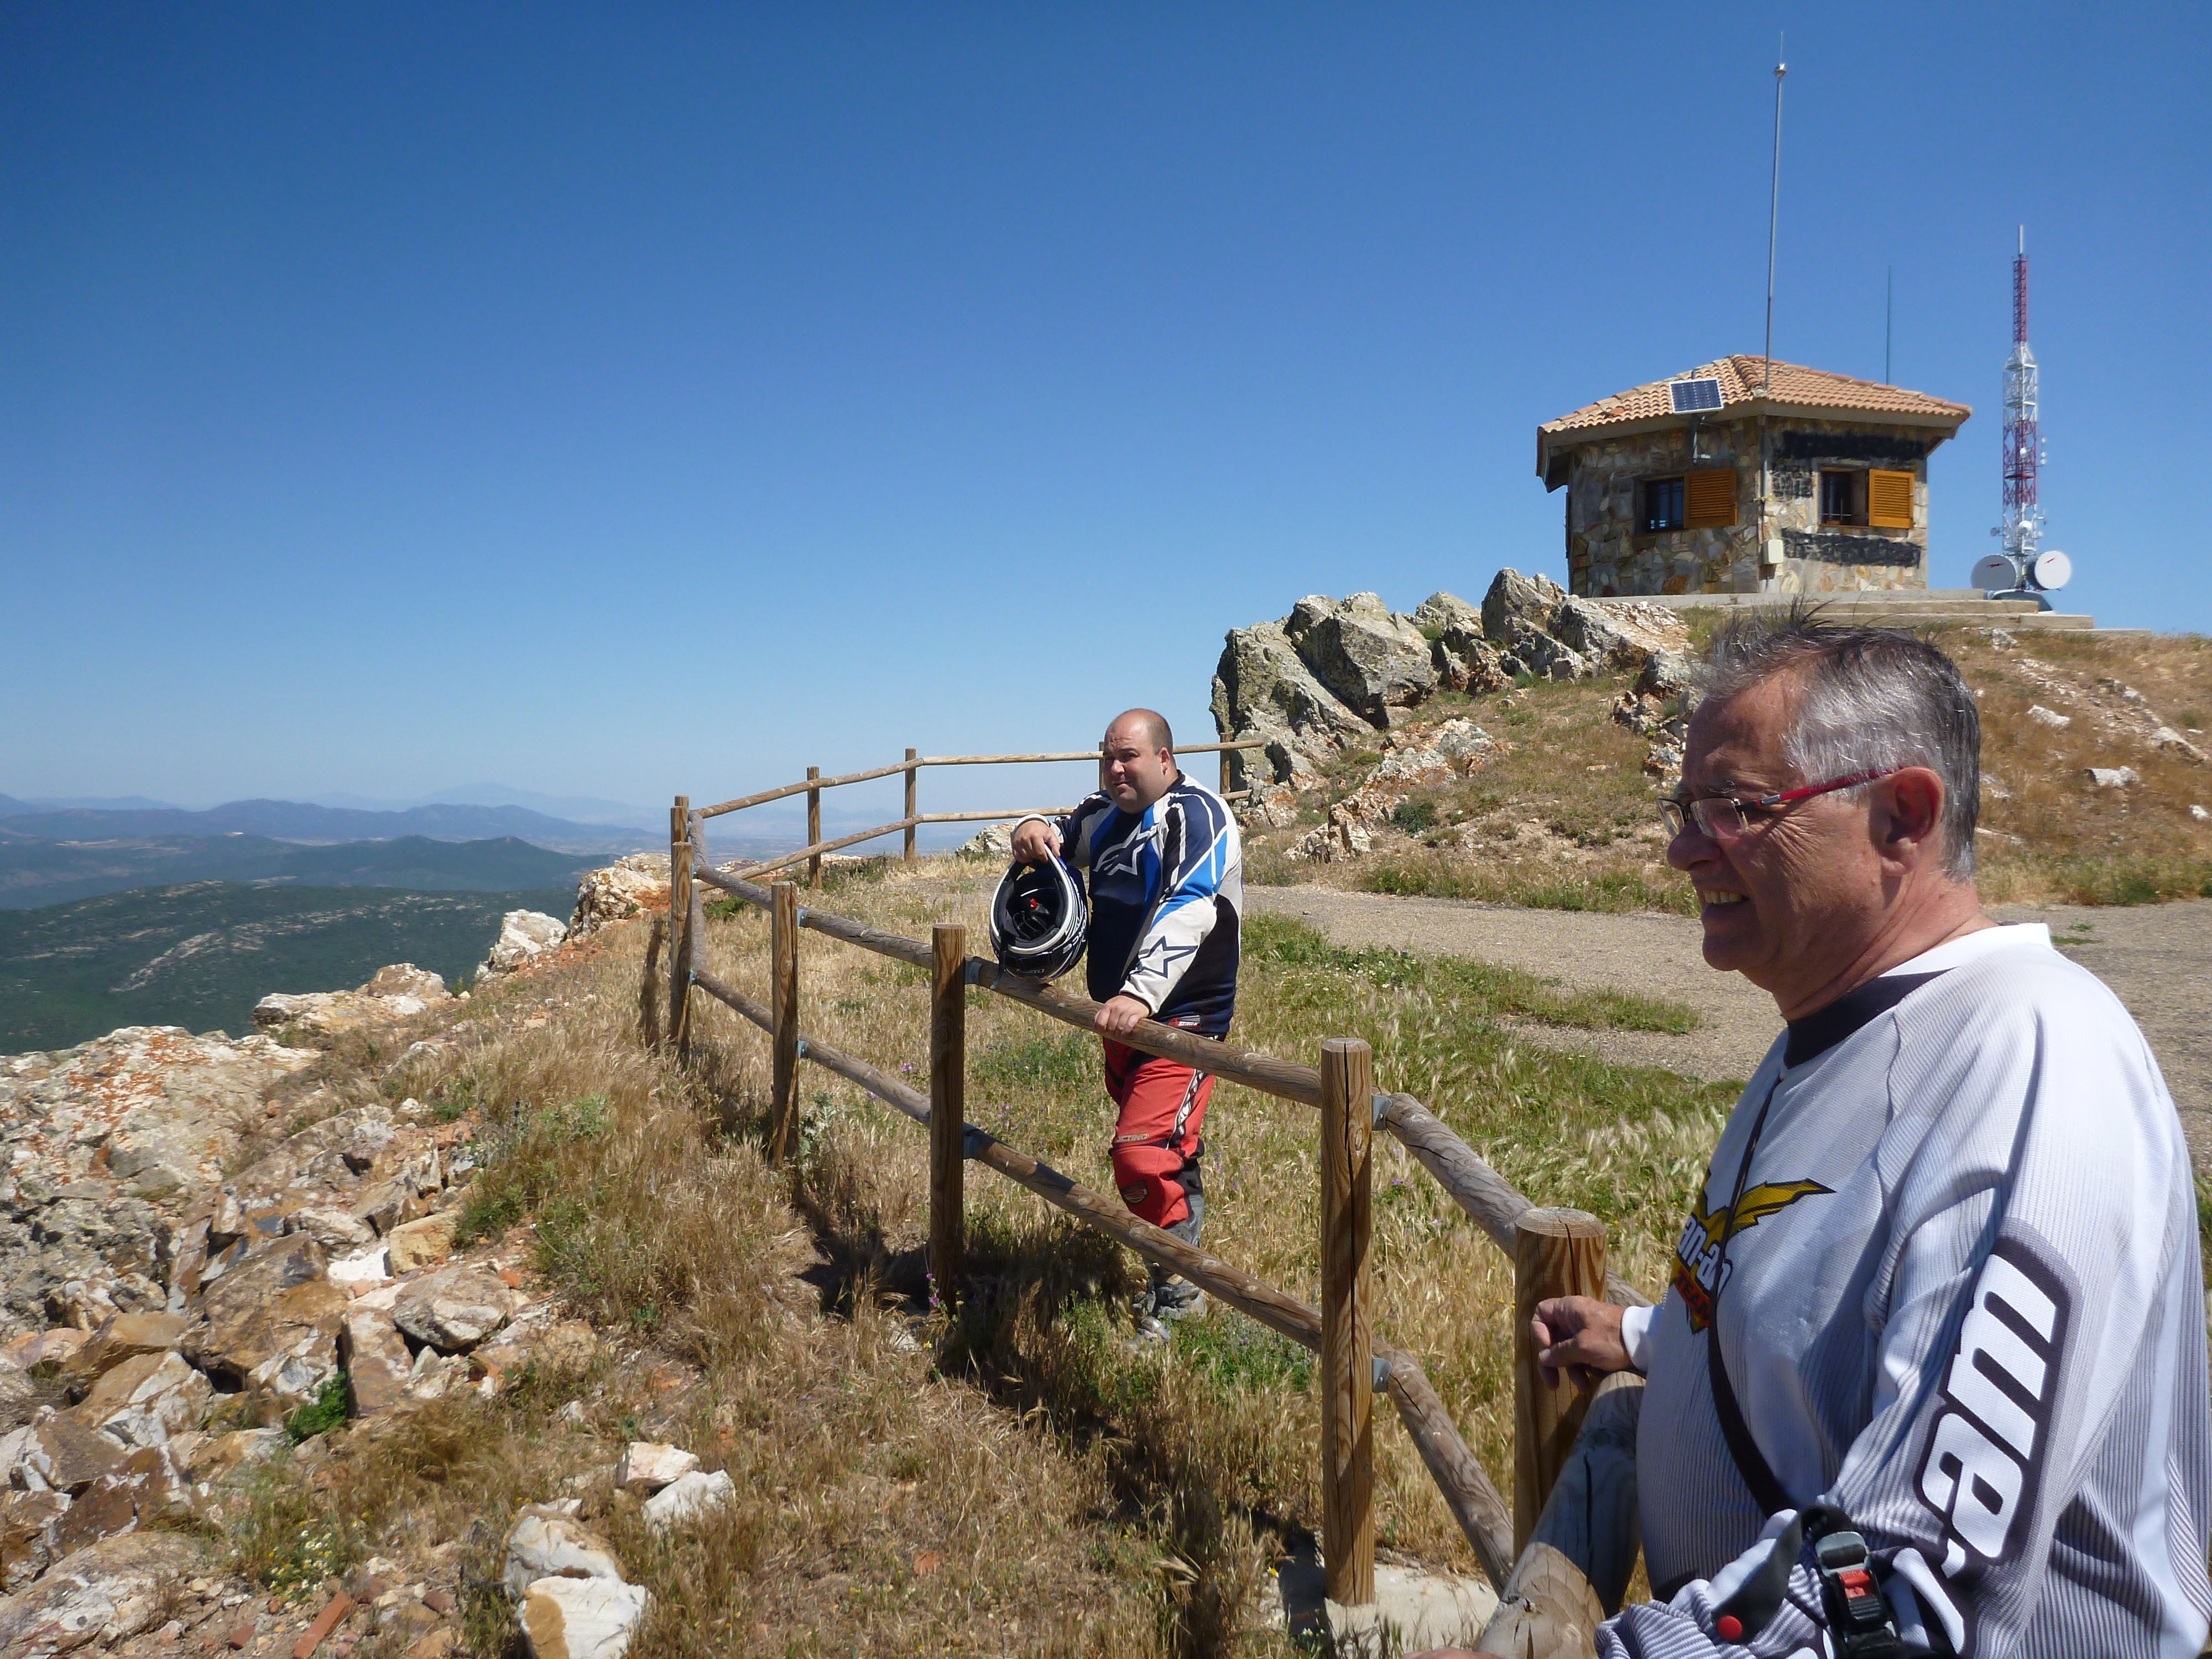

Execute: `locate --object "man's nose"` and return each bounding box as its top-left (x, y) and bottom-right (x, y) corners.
top-left (1665, 823), bottom-right (1719, 873)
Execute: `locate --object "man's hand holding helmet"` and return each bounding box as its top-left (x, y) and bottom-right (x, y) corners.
top-left (1010, 817), bottom-right (1061, 864)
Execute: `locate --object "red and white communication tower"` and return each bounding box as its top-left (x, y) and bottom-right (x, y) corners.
top-left (1978, 228), bottom-right (2071, 602)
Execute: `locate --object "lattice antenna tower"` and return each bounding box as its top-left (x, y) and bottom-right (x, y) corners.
top-left (1999, 227), bottom-right (2043, 568)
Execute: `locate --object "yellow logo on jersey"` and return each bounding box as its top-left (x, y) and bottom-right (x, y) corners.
top-left (1672, 1179), bottom-right (1832, 1331)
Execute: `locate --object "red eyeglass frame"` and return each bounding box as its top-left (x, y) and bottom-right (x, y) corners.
top-left (1658, 768), bottom-right (1900, 842)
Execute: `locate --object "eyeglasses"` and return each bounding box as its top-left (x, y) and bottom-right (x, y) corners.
top-left (1658, 769), bottom-right (1899, 842)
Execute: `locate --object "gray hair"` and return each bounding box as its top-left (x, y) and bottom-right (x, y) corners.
top-left (1700, 611), bottom-right (1980, 879)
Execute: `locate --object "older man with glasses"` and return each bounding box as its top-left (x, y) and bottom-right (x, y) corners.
top-left (1493, 617), bottom-right (2209, 1659)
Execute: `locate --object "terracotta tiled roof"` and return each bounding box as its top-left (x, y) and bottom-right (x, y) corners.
top-left (1541, 356), bottom-right (1971, 438)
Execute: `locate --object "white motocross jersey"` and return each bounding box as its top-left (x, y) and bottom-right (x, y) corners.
top-left (1609, 925), bottom-right (2212, 1658)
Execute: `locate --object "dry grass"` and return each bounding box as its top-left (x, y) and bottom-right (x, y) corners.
top-left (253, 924), bottom-right (1234, 1658)
top-left (1245, 627), bottom-right (2212, 914)
top-left (681, 871), bottom-right (1730, 1587)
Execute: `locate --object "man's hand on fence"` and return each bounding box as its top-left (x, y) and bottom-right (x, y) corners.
top-left (1533, 1295), bottom-right (1631, 1394)
top-left (1094, 994), bottom-right (1150, 1038)
top-left (1010, 817), bottom-right (1061, 864)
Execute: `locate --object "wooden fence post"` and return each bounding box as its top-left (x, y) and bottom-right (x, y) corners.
top-left (769, 881), bottom-right (801, 1164)
top-left (1219, 746), bottom-right (1232, 795)
top-left (928, 924), bottom-right (967, 1309)
top-left (807, 766), bottom-right (823, 888)
top-left (1514, 1207), bottom-right (1607, 1552)
top-left (903, 748), bottom-right (918, 864)
top-left (666, 797), bottom-right (694, 1050)
top-left (1320, 1037), bottom-right (1375, 1608)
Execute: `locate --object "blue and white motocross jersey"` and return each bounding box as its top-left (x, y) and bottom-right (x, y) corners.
top-left (1025, 775), bottom-right (1242, 1036)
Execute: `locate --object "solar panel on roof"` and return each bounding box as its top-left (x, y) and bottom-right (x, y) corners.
top-left (1670, 377), bottom-right (1724, 414)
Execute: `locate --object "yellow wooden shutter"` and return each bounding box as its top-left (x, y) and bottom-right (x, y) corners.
top-left (1685, 467), bottom-right (1737, 528)
top-left (1868, 469), bottom-right (1914, 529)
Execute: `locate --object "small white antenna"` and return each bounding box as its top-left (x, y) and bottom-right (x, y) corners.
top-left (1764, 38), bottom-right (1786, 394)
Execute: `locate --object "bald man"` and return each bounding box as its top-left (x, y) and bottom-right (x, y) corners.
top-left (1012, 709), bottom-right (1244, 1337)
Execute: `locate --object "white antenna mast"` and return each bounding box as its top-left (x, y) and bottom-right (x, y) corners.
top-left (1757, 39), bottom-right (1787, 580)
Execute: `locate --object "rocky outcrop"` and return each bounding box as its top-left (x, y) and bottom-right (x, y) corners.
top-left (480, 911), bottom-right (568, 977)
top-left (568, 855), bottom-right (670, 939)
top-left (254, 966), bottom-right (452, 1041)
top-left (1209, 618), bottom-right (1377, 791)
top-left (1287, 718), bottom-right (1501, 863)
top-left (1212, 575), bottom-right (1688, 805)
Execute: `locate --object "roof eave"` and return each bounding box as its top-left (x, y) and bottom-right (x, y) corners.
top-left (1536, 400), bottom-right (1970, 479)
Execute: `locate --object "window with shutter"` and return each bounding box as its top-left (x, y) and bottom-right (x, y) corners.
top-left (1868, 469), bottom-right (1914, 529)
top-left (1685, 468), bottom-right (1737, 529)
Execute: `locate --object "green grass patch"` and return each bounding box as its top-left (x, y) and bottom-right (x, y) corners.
top-left (454, 1092), bottom-right (613, 1246)
top-left (1172, 1310), bottom-right (1314, 1394)
top-left (285, 1371), bottom-right (351, 1442)
top-left (1241, 911), bottom-right (1698, 1034)
top-left (973, 1027), bottom-right (1097, 1090)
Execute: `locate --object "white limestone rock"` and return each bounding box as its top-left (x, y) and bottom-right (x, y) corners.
top-left (480, 911), bottom-right (568, 977)
top-left (640, 1468), bottom-right (734, 1533)
top-left (519, 1576), bottom-right (649, 1659)
top-left (614, 1442), bottom-right (698, 1496)
top-left (568, 855), bottom-right (670, 939)
top-left (503, 1505), bottom-right (625, 1599)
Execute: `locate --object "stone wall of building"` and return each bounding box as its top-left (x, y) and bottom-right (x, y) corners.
top-left (1562, 419), bottom-right (1937, 598)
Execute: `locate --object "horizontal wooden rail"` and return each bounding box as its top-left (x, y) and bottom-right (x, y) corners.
top-left (687, 863), bottom-right (1651, 1310)
top-left (686, 959), bottom-right (1514, 1583)
top-left (698, 740), bottom-right (1267, 820)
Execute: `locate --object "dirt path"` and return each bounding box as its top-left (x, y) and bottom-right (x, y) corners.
top-left (1246, 886), bottom-right (2212, 1175)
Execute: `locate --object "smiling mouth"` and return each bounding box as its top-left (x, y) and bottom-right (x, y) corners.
top-left (1700, 891), bottom-right (1749, 907)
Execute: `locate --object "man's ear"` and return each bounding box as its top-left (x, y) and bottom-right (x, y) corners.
top-left (1874, 766), bottom-right (1946, 867)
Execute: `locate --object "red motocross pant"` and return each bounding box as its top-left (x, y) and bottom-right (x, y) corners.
top-left (1102, 1030), bottom-right (1213, 1229)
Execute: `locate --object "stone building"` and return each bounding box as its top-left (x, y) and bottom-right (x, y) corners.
top-left (1537, 356), bottom-right (1970, 597)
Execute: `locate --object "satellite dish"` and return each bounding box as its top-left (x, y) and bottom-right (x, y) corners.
top-left (1971, 555), bottom-right (2016, 593)
top-left (2032, 550), bottom-right (2072, 591)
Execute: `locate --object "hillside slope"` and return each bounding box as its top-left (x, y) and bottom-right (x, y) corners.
top-left (0, 798), bottom-right (653, 855)
top-left (1244, 624), bottom-right (2212, 912)
top-left (0, 882), bottom-right (573, 1050)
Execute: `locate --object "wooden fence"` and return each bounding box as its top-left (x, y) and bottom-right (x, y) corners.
top-left (659, 755), bottom-right (1648, 1648)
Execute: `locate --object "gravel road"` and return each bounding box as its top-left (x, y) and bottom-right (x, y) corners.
top-left (1246, 886), bottom-right (2211, 1175)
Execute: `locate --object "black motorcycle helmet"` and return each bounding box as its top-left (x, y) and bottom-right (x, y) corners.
top-left (988, 855), bottom-right (1088, 980)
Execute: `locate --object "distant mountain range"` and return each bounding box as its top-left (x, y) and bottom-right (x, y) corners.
top-left (0, 798), bottom-right (659, 856)
top-left (0, 882), bottom-right (578, 1052)
top-left (0, 833), bottom-right (601, 910)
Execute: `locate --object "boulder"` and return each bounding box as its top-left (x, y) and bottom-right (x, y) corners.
top-left (2086, 766), bottom-right (2140, 790)
top-left (1281, 593), bottom-right (1439, 723)
top-left (340, 1306), bottom-right (416, 1420)
top-left (956, 822), bottom-right (1015, 860)
top-left (364, 964), bottom-right (448, 1000)
top-left (288, 1206), bottom-right (379, 1252)
top-left (1480, 568), bottom-right (1567, 643)
top-left (385, 1212), bottom-right (459, 1274)
top-left (614, 1443), bottom-right (698, 1496)
top-left (394, 1267), bottom-right (519, 1353)
top-left (50, 1445), bottom-right (190, 1553)
top-left (1, 1488), bottom-right (71, 1593)
top-left (328, 1246), bottom-right (393, 1287)
top-left (184, 1234), bottom-right (346, 1392)
top-left (519, 1576), bottom-right (649, 1659)
top-left (1415, 592), bottom-right (1511, 696)
top-left (568, 855), bottom-right (671, 939)
top-left (1550, 597), bottom-right (1689, 675)
top-left (503, 1505), bottom-right (625, 1600)
top-left (2, 1329), bottom-right (90, 1371)
top-left (66, 1350), bottom-right (210, 1450)
top-left (640, 1468), bottom-right (734, 1533)
top-left (480, 912), bottom-right (568, 977)
top-left (16, 1417), bottom-right (128, 1495)
top-left (0, 1528), bottom-right (206, 1658)
top-left (61, 1313), bottom-right (189, 1387)
top-left (1209, 620), bottom-right (1375, 790)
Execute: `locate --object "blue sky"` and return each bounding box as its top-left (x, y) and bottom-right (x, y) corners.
top-left (7, 4), bottom-right (2207, 825)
